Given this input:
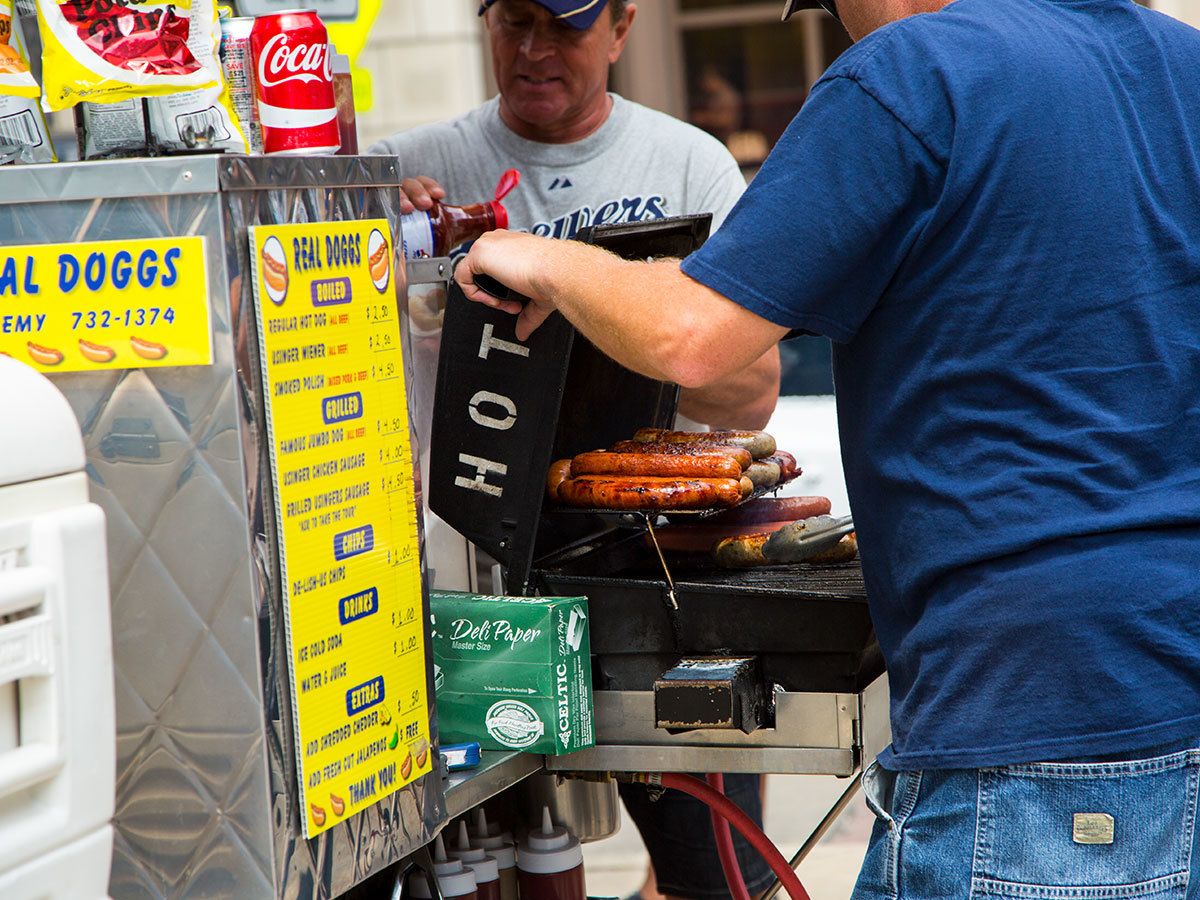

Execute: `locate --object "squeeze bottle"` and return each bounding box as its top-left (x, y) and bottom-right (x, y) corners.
top-left (516, 807), bottom-right (586, 900)
top-left (448, 821), bottom-right (502, 900)
top-left (407, 835), bottom-right (478, 900)
top-left (399, 170), bottom-right (520, 259)
top-left (469, 809), bottom-right (517, 900)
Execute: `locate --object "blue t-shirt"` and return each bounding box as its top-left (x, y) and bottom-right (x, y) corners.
top-left (684, 0), bottom-right (1200, 770)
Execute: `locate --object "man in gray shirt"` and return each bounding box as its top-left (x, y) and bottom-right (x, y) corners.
top-left (371, 3), bottom-right (780, 898)
top-left (372, 0), bottom-right (780, 431)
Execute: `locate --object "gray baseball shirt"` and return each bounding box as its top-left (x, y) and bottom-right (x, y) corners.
top-left (369, 93), bottom-right (747, 239)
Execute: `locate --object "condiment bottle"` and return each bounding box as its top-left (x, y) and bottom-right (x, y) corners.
top-left (448, 821), bottom-right (502, 900)
top-left (407, 835), bottom-right (478, 900)
top-left (516, 807), bottom-right (586, 900)
top-left (399, 169), bottom-right (520, 259)
top-left (330, 48), bottom-right (357, 155)
top-left (470, 809), bottom-right (518, 900)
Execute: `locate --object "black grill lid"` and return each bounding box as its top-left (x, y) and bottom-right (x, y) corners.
top-left (428, 215), bottom-right (713, 593)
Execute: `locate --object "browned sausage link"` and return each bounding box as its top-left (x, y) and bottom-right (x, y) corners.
top-left (707, 496), bottom-right (833, 526)
top-left (714, 533), bottom-right (772, 569)
top-left (556, 476), bottom-right (744, 510)
top-left (740, 476), bottom-right (754, 498)
top-left (765, 451), bottom-right (799, 479)
top-left (609, 441), bottom-right (753, 470)
top-left (546, 459), bottom-right (573, 500)
top-left (632, 428), bottom-right (777, 459)
top-left (570, 451), bottom-right (743, 480)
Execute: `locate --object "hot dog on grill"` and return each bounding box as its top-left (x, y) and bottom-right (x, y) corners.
top-left (764, 451), bottom-right (798, 479)
top-left (707, 496), bottom-right (832, 526)
top-left (609, 441), bottom-right (752, 470)
top-left (632, 428), bottom-right (777, 460)
top-left (713, 531), bottom-right (858, 568)
top-left (805, 533), bottom-right (858, 565)
top-left (546, 459), bottom-right (573, 500)
top-left (648, 519), bottom-right (810, 554)
top-left (714, 533), bottom-right (771, 568)
top-left (556, 476), bottom-right (743, 510)
top-left (744, 460), bottom-right (782, 490)
top-left (570, 451), bottom-right (744, 481)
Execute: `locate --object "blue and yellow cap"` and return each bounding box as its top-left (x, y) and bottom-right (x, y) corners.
top-left (478, 0), bottom-right (610, 30)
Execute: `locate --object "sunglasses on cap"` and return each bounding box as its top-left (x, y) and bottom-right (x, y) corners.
top-left (782, 0), bottom-right (839, 21)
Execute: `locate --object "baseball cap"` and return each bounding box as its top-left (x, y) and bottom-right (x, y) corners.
top-left (782, 0), bottom-right (840, 21)
top-left (479, 0), bottom-right (610, 30)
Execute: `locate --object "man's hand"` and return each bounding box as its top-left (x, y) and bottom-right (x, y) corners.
top-left (456, 230), bottom-right (563, 340)
top-left (400, 176), bottom-right (447, 214)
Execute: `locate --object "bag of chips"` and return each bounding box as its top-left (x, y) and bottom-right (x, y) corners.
top-left (0, 3), bottom-right (54, 163)
top-left (36, 0), bottom-right (224, 111)
top-left (0, 0), bottom-right (39, 98)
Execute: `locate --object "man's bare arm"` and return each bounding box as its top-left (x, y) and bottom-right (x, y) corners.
top-left (679, 347), bottom-right (780, 430)
top-left (456, 231), bottom-right (788, 390)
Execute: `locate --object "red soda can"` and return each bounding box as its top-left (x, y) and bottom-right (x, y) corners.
top-left (250, 10), bottom-right (340, 155)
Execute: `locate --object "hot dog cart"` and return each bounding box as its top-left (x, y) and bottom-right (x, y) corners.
top-left (0, 157), bottom-right (887, 898)
top-left (0, 156), bottom-right (453, 898)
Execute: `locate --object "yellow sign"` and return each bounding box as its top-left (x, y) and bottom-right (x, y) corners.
top-left (327, 0), bottom-right (381, 113)
top-left (250, 219), bottom-right (430, 839)
top-left (0, 237), bottom-right (212, 373)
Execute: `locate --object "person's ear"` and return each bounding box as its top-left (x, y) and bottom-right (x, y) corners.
top-left (609, 3), bottom-right (637, 65)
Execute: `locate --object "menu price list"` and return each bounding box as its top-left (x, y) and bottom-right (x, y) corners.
top-left (251, 220), bottom-right (431, 838)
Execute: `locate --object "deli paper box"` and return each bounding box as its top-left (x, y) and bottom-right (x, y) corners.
top-left (430, 592), bottom-right (595, 755)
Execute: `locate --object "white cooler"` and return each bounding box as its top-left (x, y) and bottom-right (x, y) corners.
top-left (0, 358), bottom-right (114, 899)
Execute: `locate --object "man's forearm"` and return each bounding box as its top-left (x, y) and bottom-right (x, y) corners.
top-left (678, 346), bottom-right (781, 430)
top-left (457, 231), bottom-right (789, 388)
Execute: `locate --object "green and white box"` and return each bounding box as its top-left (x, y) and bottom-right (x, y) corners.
top-left (430, 592), bottom-right (595, 755)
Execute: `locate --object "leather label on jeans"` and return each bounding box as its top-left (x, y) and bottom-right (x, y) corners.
top-left (1073, 812), bottom-right (1115, 844)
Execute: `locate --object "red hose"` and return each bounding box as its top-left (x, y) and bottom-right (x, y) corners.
top-left (658, 773), bottom-right (811, 900)
top-left (706, 773), bottom-right (752, 900)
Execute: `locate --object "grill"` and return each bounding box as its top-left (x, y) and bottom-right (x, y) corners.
top-left (429, 215), bottom-right (881, 726)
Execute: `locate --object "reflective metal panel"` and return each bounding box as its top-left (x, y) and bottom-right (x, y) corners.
top-left (0, 156), bottom-right (444, 898)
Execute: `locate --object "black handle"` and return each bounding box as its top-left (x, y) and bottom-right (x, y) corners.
top-left (473, 273), bottom-right (530, 305)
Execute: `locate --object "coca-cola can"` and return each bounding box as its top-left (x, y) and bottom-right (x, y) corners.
top-left (250, 10), bottom-right (340, 155)
top-left (220, 16), bottom-right (263, 153)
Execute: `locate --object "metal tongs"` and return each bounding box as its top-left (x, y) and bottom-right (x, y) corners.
top-left (762, 514), bottom-right (855, 564)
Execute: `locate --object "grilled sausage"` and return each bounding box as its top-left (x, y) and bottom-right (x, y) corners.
top-left (650, 519), bottom-right (802, 554)
top-left (764, 451), bottom-right (798, 479)
top-left (570, 451), bottom-right (744, 480)
top-left (556, 476), bottom-right (744, 510)
top-left (745, 460), bottom-right (782, 490)
top-left (546, 459), bottom-right (573, 500)
top-left (707, 496), bottom-right (832, 526)
top-left (633, 428), bottom-right (777, 460)
top-left (714, 533), bottom-right (771, 568)
top-left (610, 441), bottom-right (752, 470)
top-left (740, 476), bottom-right (754, 499)
top-left (805, 533), bottom-right (858, 565)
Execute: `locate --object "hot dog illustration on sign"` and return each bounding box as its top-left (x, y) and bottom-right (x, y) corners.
top-left (261, 236), bottom-right (288, 303)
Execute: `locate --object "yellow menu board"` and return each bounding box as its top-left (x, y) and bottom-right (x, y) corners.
top-left (250, 220), bottom-right (431, 838)
top-left (0, 237), bottom-right (212, 373)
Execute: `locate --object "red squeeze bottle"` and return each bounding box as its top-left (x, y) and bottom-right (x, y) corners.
top-left (399, 169), bottom-right (520, 260)
top-left (516, 807), bottom-right (586, 900)
top-left (448, 821), bottom-right (502, 900)
top-left (407, 835), bottom-right (478, 900)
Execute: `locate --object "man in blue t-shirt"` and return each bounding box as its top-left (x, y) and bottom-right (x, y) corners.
top-left (455, 0), bottom-right (1200, 890)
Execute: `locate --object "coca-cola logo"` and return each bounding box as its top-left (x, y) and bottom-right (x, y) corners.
top-left (257, 33), bottom-right (331, 89)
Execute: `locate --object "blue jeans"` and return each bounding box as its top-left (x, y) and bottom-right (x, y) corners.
top-left (853, 746), bottom-right (1200, 900)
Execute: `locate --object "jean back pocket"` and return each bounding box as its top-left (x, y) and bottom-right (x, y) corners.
top-left (972, 750), bottom-right (1200, 899)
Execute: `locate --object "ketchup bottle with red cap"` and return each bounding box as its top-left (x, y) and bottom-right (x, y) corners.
top-left (399, 169), bottom-right (520, 260)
